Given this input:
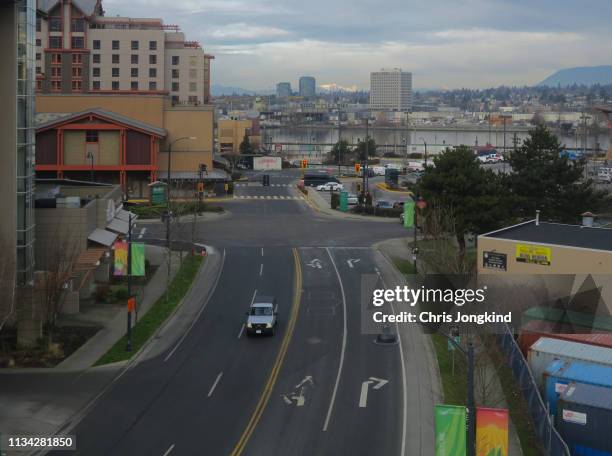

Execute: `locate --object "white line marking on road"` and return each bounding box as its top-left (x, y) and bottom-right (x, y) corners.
top-left (261, 247), bottom-right (264, 257)
top-left (379, 272), bottom-right (407, 456)
top-left (323, 247), bottom-right (348, 432)
top-left (162, 444), bottom-right (175, 456)
top-left (259, 263), bottom-right (264, 276)
top-left (251, 288), bottom-right (258, 305)
top-left (237, 323), bottom-right (245, 339)
top-left (347, 258), bottom-right (361, 268)
top-left (207, 372), bottom-right (223, 397)
top-left (359, 377), bottom-right (389, 407)
top-left (164, 249), bottom-right (226, 362)
top-left (138, 227), bottom-right (146, 239)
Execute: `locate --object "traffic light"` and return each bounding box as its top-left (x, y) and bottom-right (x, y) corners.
top-left (301, 159), bottom-right (308, 169)
top-left (354, 163), bottom-right (361, 173)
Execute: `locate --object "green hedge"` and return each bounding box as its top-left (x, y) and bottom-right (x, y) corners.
top-left (351, 205), bottom-right (402, 217)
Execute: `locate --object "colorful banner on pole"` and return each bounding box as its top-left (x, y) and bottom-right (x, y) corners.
top-left (113, 241), bottom-right (145, 276)
top-left (130, 243), bottom-right (145, 276)
top-left (403, 201), bottom-right (415, 228)
top-left (435, 404), bottom-right (467, 456)
top-left (113, 241), bottom-right (128, 276)
top-left (476, 407), bottom-right (509, 456)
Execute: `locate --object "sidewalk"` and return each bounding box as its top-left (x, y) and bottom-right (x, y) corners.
top-left (57, 245), bottom-right (182, 369)
top-left (303, 187), bottom-right (398, 223)
top-left (374, 237), bottom-right (523, 456)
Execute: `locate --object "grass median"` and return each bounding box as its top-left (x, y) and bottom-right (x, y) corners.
top-left (95, 255), bottom-right (204, 366)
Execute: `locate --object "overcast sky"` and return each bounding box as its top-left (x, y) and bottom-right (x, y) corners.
top-left (103, 0), bottom-right (612, 91)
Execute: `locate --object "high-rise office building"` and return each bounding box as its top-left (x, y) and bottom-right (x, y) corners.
top-left (369, 69), bottom-right (412, 111)
top-left (299, 76), bottom-right (315, 98)
top-left (276, 82), bottom-right (291, 98)
top-left (35, 0), bottom-right (214, 105)
top-left (0, 0), bottom-right (36, 289)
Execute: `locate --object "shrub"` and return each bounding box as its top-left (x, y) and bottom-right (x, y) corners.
top-left (408, 152), bottom-right (423, 159)
top-left (351, 205), bottom-right (402, 217)
top-left (114, 287), bottom-right (130, 301)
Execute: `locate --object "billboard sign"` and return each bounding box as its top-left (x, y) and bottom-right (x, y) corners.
top-left (403, 201), bottom-right (415, 228)
top-left (516, 244), bottom-right (551, 266)
top-left (476, 407), bottom-right (509, 456)
top-left (483, 251), bottom-right (507, 271)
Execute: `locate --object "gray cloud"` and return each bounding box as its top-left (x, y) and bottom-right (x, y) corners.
top-left (102, 0), bottom-right (612, 90)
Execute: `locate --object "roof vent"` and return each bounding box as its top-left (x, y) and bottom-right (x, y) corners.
top-left (581, 211), bottom-right (595, 228)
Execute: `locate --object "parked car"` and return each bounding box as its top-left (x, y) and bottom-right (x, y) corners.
top-left (399, 212), bottom-right (405, 224)
top-left (375, 200), bottom-right (394, 209)
top-left (316, 182), bottom-right (344, 191)
top-left (393, 201), bottom-right (405, 209)
top-left (245, 296), bottom-right (278, 336)
top-left (347, 193), bottom-right (358, 205)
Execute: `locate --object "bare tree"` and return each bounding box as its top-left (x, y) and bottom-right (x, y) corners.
top-left (0, 238), bottom-right (16, 334)
top-left (39, 228), bottom-right (80, 343)
top-left (419, 206), bottom-right (476, 275)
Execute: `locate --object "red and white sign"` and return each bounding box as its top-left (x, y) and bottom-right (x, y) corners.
top-left (253, 156), bottom-right (282, 171)
top-left (562, 409), bottom-right (587, 425)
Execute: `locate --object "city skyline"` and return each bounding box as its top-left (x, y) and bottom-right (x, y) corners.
top-left (103, 0), bottom-right (612, 91)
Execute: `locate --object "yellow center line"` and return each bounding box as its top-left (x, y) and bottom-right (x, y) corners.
top-left (229, 248), bottom-right (303, 456)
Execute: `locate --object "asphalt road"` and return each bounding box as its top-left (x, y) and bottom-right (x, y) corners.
top-left (41, 170), bottom-right (433, 456)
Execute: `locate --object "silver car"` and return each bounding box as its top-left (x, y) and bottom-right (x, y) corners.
top-left (245, 296), bottom-right (278, 336)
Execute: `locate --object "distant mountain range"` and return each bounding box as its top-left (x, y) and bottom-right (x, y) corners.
top-left (211, 85), bottom-right (275, 96)
top-left (539, 65), bottom-right (612, 87)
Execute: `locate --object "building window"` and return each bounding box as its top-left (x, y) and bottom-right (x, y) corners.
top-left (36, 17), bottom-right (41, 32)
top-left (36, 53), bottom-right (41, 61)
top-left (112, 40), bottom-right (120, 50)
top-left (93, 53), bottom-right (100, 64)
top-left (112, 54), bottom-right (119, 64)
top-left (51, 67), bottom-right (61, 77)
top-left (36, 66), bottom-right (41, 74)
top-left (112, 81), bottom-right (119, 90)
top-left (92, 67), bottom-right (100, 77)
top-left (189, 69), bottom-right (197, 79)
top-left (189, 56), bottom-right (197, 66)
top-left (71, 18), bottom-right (85, 32)
top-left (149, 40), bottom-right (157, 50)
top-left (149, 67), bottom-right (157, 78)
top-left (51, 80), bottom-right (61, 91)
top-left (149, 54), bottom-right (157, 65)
top-left (131, 81), bottom-right (138, 90)
top-left (72, 53), bottom-right (82, 64)
top-left (188, 95), bottom-right (198, 103)
top-left (189, 82), bottom-right (197, 92)
top-left (71, 80), bottom-right (82, 91)
top-left (172, 69), bottom-right (179, 78)
top-left (72, 67), bottom-right (82, 77)
top-left (172, 82), bottom-right (179, 92)
top-left (112, 67), bottom-right (120, 77)
top-left (171, 95), bottom-right (179, 104)
top-left (172, 56), bottom-right (179, 65)
top-left (149, 81), bottom-right (157, 90)
top-left (86, 130), bottom-right (99, 142)
top-left (131, 67), bottom-right (138, 78)
top-left (36, 80), bottom-right (42, 91)
top-left (131, 40), bottom-right (139, 50)
top-left (92, 80), bottom-right (101, 90)
top-left (49, 36), bottom-right (62, 49)
top-left (131, 54), bottom-right (138, 64)
top-left (51, 53), bottom-right (61, 64)
top-left (49, 17), bottom-right (62, 32)
top-left (72, 37), bottom-right (84, 49)
top-left (36, 38), bottom-right (41, 47)
top-left (93, 40), bottom-right (100, 50)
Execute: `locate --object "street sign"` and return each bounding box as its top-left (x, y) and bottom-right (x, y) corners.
top-left (301, 159), bottom-right (308, 169)
top-left (150, 184), bottom-right (167, 205)
top-left (127, 297), bottom-right (135, 312)
top-left (355, 163), bottom-right (361, 173)
top-left (197, 182), bottom-right (204, 193)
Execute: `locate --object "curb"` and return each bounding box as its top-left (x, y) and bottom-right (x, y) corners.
top-left (375, 182), bottom-right (414, 195)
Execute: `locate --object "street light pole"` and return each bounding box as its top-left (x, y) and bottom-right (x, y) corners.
top-left (419, 137), bottom-right (428, 167)
top-left (126, 213), bottom-right (133, 352)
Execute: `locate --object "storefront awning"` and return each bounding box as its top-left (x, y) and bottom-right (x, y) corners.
top-left (88, 228), bottom-right (118, 247)
top-left (107, 217), bottom-right (129, 235)
top-left (115, 209), bottom-right (138, 223)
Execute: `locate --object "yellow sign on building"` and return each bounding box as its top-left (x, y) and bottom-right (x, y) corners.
top-left (515, 244), bottom-right (551, 266)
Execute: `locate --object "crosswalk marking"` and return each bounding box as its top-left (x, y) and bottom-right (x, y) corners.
top-left (234, 183), bottom-right (291, 188)
top-left (233, 195), bottom-right (304, 200)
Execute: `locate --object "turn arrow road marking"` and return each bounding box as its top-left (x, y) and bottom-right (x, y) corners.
top-left (359, 377), bottom-right (389, 408)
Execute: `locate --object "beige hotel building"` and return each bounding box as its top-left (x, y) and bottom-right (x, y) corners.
top-left (36, 0), bottom-right (213, 104)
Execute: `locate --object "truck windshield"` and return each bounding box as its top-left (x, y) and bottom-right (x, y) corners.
top-left (251, 306), bottom-right (273, 316)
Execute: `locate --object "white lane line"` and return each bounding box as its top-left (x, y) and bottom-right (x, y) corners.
top-left (138, 227), bottom-right (146, 239)
top-left (378, 273), bottom-right (407, 456)
top-left (164, 249), bottom-right (227, 362)
top-left (251, 288), bottom-right (258, 305)
top-left (237, 323), bottom-right (245, 339)
top-left (259, 263), bottom-right (264, 276)
top-left (261, 247), bottom-right (264, 257)
top-left (162, 444), bottom-right (175, 456)
top-left (207, 372), bottom-right (223, 397)
top-left (322, 247), bottom-right (348, 432)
